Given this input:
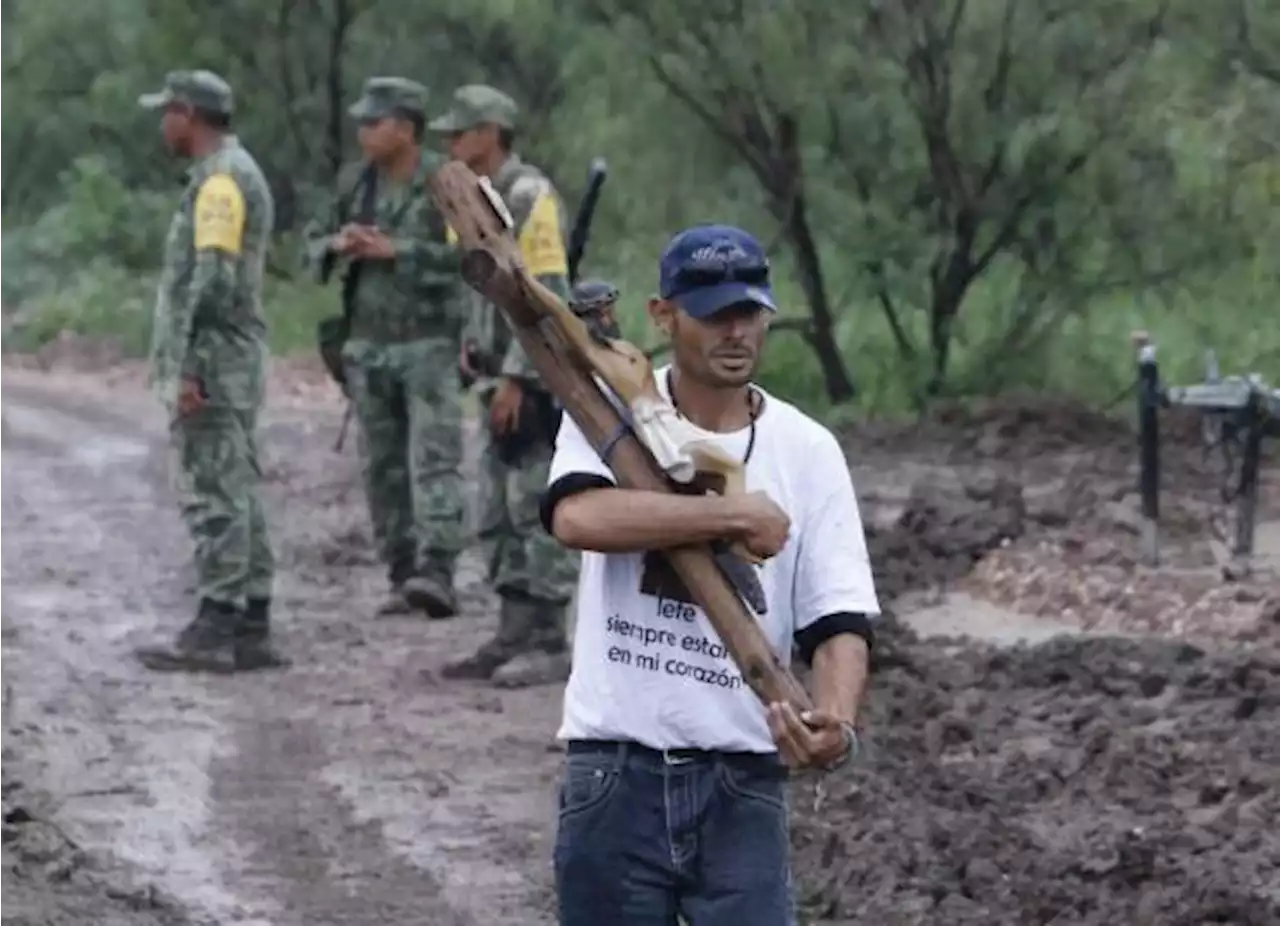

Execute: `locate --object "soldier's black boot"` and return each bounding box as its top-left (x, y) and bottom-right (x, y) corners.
top-left (377, 558), bottom-right (417, 617)
top-left (492, 599), bottom-right (571, 690)
top-left (235, 597), bottom-right (290, 671)
top-left (134, 598), bottom-right (239, 673)
top-left (439, 595), bottom-right (529, 680)
top-left (402, 555), bottom-right (458, 620)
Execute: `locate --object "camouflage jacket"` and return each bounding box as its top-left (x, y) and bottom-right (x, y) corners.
top-left (302, 149), bottom-right (462, 346)
top-left (149, 136), bottom-right (274, 412)
top-left (455, 153), bottom-right (570, 384)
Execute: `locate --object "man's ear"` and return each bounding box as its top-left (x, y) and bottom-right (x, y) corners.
top-left (647, 297), bottom-right (675, 337)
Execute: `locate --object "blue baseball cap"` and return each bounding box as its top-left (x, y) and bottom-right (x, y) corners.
top-left (658, 224), bottom-right (777, 319)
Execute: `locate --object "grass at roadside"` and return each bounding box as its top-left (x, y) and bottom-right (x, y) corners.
top-left (3, 272), bottom-right (336, 360)
top-left (5, 259), bottom-right (1277, 421)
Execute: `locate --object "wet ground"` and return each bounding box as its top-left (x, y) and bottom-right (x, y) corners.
top-left (792, 630), bottom-right (1280, 925)
top-left (2, 360), bottom-right (1278, 925)
top-left (2, 368), bottom-right (562, 925)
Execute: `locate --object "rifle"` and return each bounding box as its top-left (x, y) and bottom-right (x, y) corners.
top-left (567, 158), bottom-right (607, 284)
top-left (461, 157), bottom-right (608, 388)
top-left (333, 403), bottom-right (354, 453)
top-left (1132, 331), bottom-right (1279, 577)
top-left (317, 163), bottom-right (379, 451)
top-left (428, 160), bottom-right (812, 712)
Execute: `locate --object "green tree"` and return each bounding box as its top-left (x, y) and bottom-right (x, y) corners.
top-left (2, 0), bottom-right (1277, 408)
top-left (579, 0), bottom-right (1254, 401)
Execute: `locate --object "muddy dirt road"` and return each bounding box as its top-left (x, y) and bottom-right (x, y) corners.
top-left (3, 364), bottom-right (1279, 925)
top-left (2, 371), bottom-right (564, 925)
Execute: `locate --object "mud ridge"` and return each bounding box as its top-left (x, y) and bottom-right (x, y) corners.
top-left (793, 636), bottom-right (1280, 925)
top-left (2, 767), bottom-right (200, 926)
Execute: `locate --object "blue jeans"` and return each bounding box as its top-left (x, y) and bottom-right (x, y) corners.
top-left (553, 740), bottom-right (795, 926)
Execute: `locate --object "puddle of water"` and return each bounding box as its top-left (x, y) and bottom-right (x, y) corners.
top-left (901, 591), bottom-right (1086, 647)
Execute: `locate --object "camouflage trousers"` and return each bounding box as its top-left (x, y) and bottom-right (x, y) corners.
top-left (477, 389), bottom-right (580, 643)
top-left (171, 404), bottom-right (275, 607)
top-left (344, 337), bottom-right (465, 585)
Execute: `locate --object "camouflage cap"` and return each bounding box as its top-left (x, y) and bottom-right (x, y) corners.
top-left (138, 70), bottom-right (234, 115)
top-left (428, 85), bottom-right (518, 133)
top-left (348, 76), bottom-right (428, 120)
top-left (570, 279), bottom-right (621, 338)
top-left (569, 279), bottom-right (620, 315)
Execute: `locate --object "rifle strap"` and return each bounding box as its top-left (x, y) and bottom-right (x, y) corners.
top-left (340, 164), bottom-right (379, 326)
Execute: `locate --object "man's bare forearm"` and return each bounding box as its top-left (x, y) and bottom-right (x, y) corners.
top-left (552, 488), bottom-right (748, 553)
top-left (811, 634), bottom-right (870, 725)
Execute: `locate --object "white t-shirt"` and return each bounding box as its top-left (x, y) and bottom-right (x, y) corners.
top-left (546, 366), bottom-right (880, 753)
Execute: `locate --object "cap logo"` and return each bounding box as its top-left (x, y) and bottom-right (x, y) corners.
top-left (689, 240), bottom-right (750, 266)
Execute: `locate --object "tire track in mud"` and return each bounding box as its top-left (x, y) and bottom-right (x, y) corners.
top-left (2, 373), bottom-right (562, 925)
top-left (3, 381), bottom-right (250, 924)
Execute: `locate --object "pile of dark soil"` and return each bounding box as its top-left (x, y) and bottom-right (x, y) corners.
top-left (847, 394), bottom-right (1275, 498)
top-left (867, 476), bottom-right (1028, 602)
top-left (858, 395), bottom-right (1279, 643)
top-left (845, 396), bottom-right (1134, 462)
top-left (810, 421), bottom-right (1278, 922)
top-left (792, 635), bottom-right (1280, 925)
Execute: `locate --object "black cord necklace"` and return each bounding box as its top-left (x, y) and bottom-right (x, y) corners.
top-left (666, 368), bottom-right (761, 465)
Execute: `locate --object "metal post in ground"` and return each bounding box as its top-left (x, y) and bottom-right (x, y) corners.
top-left (1228, 389), bottom-right (1263, 578)
top-left (1133, 331), bottom-right (1161, 567)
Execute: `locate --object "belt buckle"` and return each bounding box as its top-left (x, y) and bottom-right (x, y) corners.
top-left (662, 748), bottom-right (694, 766)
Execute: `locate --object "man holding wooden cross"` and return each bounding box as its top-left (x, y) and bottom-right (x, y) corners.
top-left (539, 224), bottom-right (879, 925)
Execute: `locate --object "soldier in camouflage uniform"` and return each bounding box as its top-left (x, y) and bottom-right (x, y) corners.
top-left (133, 70), bottom-right (285, 673)
top-left (430, 85), bottom-right (580, 688)
top-left (304, 77), bottom-right (466, 619)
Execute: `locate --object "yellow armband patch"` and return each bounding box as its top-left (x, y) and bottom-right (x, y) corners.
top-left (518, 191), bottom-right (568, 277)
top-left (193, 173), bottom-right (246, 255)
top-left (445, 224), bottom-right (458, 245)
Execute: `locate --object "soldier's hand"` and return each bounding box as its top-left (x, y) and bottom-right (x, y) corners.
top-left (177, 376), bottom-right (206, 418)
top-left (348, 227), bottom-right (395, 260)
top-left (334, 225), bottom-right (363, 256)
top-left (489, 376), bottom-right (523, 436)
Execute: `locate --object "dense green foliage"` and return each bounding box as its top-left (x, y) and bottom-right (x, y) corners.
top-left (3, 0), bottom-right (1277, 412)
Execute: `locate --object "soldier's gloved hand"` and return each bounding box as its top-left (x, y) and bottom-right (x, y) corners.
top-left (489, 376), bottom-right (523, 437)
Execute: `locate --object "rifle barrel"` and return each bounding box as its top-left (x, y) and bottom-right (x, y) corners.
top-left (567, 159), bottom-right (608, 284)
